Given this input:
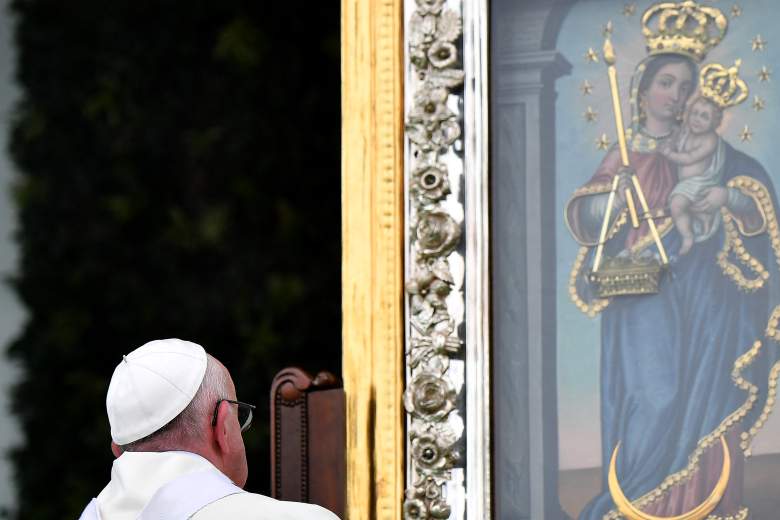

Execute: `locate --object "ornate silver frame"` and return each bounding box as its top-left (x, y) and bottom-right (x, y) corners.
top-left (402, 0), bottom-right (490, 519)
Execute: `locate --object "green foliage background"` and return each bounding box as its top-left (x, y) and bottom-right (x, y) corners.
top-left (5, 1), bottom-right (340, 518)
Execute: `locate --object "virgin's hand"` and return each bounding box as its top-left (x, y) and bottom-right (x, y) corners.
top-left (692, 186), bottom-right (728, 213)
top-left (615, 168), bottom-right (633, 206)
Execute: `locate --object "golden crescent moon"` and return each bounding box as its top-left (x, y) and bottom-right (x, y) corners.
top-left (607, 435), bottom-right (731, 520)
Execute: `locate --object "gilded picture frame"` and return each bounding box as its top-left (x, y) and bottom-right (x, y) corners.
top-left (341, 0), bottom-right (405, 518)
top-left (343, 0), bottom-right (490, 517)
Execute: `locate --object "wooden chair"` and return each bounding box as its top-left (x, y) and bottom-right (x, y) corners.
top-left (270, 367), bottom-right (345, 518)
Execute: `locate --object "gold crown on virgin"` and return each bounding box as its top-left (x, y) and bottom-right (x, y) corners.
top-left (641, 1), bottom-right (728, 62)
top-left (699, 59), bottom-right (749, 108)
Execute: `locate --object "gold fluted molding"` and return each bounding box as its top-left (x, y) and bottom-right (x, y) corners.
top-left (341, 0), bottom-right (404, 519)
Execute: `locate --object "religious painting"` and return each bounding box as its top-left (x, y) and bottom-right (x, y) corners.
top-left (491, 1), bottom-right (780, 519)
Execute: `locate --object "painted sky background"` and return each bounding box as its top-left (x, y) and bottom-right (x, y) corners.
top-left (0, 0), bottom-right (24, 510)
top-left (555, 0), bottom-right (780, 470)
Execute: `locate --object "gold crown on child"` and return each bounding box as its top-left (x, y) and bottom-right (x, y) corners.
top-left (699, 60), bottom-right (749, 108)
top-left (641, 1), bottom-right (728, 62)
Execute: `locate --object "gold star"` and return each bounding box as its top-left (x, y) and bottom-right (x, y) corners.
top-left (752, 35), bottom-right (767, 52)
top-left (623, 3), bottom-right (636, 17)
top-left (731, 4), bottom-right (742, 17)
top-left (580, 80), bottom-right (594, 95)
top-left (596, 133), bottom-right (610, 150)
top-left (752, 96), bottom-right (766, 111)
top-left (602, 21), bottom-right (613, 38)
top-left (739, 125), bottom-right (753, 142)
top-left (585, 48), bottom-right (599, 63)
top-left (584, 106), bottom-right (598, 122)
top-left (758, 66), bottom-right (772, 82)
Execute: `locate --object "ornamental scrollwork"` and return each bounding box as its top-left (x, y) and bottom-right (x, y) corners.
top-left (404, 0), bottom-right (465, 518)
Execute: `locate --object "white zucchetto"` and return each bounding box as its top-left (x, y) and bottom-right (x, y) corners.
top-left (106, 338), bottom-right (207, 445)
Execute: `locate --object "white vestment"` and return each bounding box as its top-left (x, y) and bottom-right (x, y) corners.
top-left (78, 451), bottom-right (339, 520)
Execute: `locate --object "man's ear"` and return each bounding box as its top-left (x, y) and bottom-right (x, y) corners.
top-left (213, 400), bottom-right (232, 454)
top-left (110, 441), bottom-right (123, 459)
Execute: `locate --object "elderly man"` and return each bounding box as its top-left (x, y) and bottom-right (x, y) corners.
top-left (79, 338), bottom-right (339, 519)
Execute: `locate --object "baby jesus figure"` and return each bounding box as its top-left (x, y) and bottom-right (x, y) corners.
top-left (660, 96), bottom-right (724, 255)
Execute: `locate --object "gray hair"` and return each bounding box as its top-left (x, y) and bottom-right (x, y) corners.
top-left (120, 355), bottom-right (230, 452)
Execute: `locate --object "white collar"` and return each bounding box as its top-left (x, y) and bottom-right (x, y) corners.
top-left (96, 451), bottom-right (227, 520)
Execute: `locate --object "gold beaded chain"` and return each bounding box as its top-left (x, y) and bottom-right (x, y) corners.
top-left (569, 246), bottom-right (610, 317)
top-left (628, 213), bottom-right (672, 255)
top-left (718, 176), bottom-right (775, 292)
top-left (704, 507), bottom-right (749, 520)
top-left (568, 209), bottom-right (627, 317)
top-left (718, 211), bottom-right (768, 291)
top-left (748, 304), bottom-right (780, 458)
top-left (740, 360), bottom-right (780, 456)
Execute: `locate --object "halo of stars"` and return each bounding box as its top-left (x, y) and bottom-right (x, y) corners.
top-left (578, 4), bottom-right (775, 150)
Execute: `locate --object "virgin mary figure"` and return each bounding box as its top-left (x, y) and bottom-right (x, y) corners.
top-left (565, 3), bottom-right (780, 519)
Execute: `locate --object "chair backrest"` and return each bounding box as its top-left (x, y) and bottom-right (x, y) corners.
top-left (270, 367), bottom-right (345, 518)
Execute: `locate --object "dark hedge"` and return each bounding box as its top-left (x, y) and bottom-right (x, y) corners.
top-left (5, 1), bottom-right (340, 518)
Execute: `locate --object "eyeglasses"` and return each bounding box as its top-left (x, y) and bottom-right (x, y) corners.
top-left (211, 399), bottom-right (256, 433)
